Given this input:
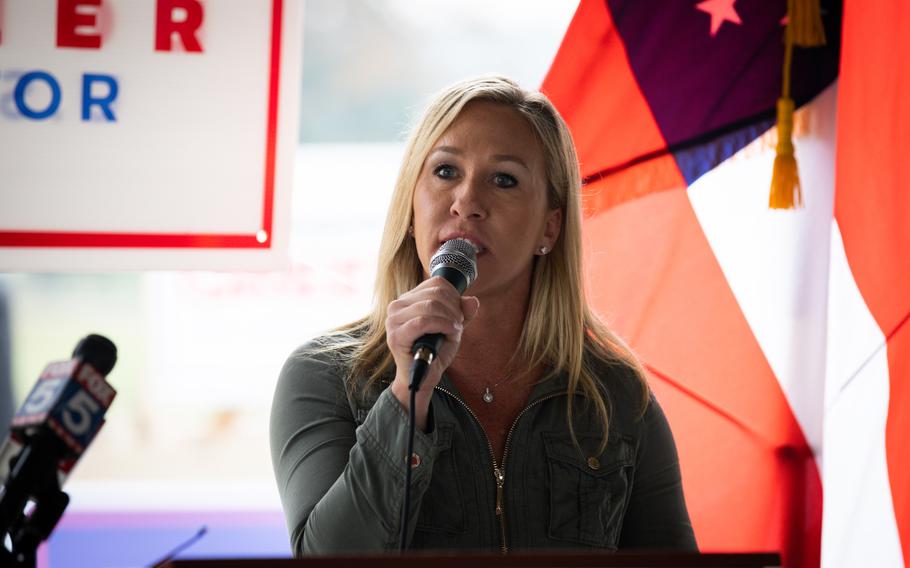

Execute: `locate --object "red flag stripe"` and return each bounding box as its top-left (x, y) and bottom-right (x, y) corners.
top-left (834, 0), bottom-right (910, 562)
top-left (541, 0), bottom-right (687, 218)
top-left (584, 189), bottom-right (821, 566)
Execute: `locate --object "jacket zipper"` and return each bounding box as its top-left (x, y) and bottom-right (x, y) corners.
top-left (435, 386), bottom-right (563, 553)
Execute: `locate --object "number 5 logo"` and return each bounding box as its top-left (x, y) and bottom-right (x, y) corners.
top-left (22, 378), bottom-right (65, 414)
top-left (62, 390), bottom-right (101, 436)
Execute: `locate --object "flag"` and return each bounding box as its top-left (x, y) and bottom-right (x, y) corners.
top-left (824, 0), bottom-right (910, 565)
top-left (544, 0), bottom-right (839, 214)
top-left (540, 1), bottom-right (875, 566)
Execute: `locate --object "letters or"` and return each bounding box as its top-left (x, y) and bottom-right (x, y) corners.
top-left (6, 71), bottom-right (119, 122)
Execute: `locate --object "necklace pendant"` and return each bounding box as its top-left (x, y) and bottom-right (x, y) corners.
top-left (482, 387), bottom-right (494, 403)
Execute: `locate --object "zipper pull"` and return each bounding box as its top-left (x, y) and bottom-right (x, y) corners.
top-left (494, 467), bottom-right (505, 516)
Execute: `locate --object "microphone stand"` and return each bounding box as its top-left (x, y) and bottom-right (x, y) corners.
top-left (0, 437), bottom-right (71, 568)
top-left (397, 239), bottom-right (476, 551)
top-left (398, 346), bottom-right (433, 552)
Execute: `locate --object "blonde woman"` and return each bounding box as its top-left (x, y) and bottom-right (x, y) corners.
top-left (270, 76), bottom-right (696, 554)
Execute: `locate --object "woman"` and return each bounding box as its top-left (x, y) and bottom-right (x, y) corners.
top-left (270, 76), bottom-right (696, 554)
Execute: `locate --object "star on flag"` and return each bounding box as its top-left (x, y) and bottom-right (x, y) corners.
top-left (696, 0), bottom-right (743, 36)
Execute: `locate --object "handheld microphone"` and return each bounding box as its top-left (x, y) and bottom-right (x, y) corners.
top-left (400, 240), bottom-right (477, 551)
top-left (409, 238), bottom-right (477, 391)
top-left (1, 334), bottom-right (117, 567)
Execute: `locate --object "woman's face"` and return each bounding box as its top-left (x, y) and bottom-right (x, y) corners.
top-left (412, 101), bottom-right (562, 298)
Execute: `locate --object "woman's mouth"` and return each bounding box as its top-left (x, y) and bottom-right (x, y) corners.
top-left (462, 238), bottom-right (485, 255)
top-left (440, 236), bottom-right (486, 255)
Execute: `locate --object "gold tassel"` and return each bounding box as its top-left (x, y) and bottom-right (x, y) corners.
top-left (769, 97), bottom-right (802, 209)
top-left (768, 0), bottom-right (824, 210)
top-left (790, 0), bottom-right (826, 47)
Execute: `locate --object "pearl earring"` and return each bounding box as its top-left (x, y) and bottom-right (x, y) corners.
top-left (538, 246), bottom-right (549, 255)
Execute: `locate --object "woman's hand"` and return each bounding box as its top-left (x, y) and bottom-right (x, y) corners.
top-left (386, 276), bottom-right (480, 430)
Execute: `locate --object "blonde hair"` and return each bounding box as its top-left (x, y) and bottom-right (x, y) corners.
top-left (323, 76), bottom-right (649, 446)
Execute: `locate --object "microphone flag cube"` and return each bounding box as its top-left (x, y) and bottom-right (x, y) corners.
top-left (11, 359), bottom-right (117, 457)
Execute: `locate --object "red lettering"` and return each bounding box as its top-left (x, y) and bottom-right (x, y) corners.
top-left (41, 360), bottom-right (78, 380)
top-left (76, 364), bottom-right (116, 407)
top-left (56, 0), bottom-right (102, 49)
top-left (155, 0), bottom-right (203, 53)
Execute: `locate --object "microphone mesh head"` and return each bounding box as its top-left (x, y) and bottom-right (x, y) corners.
top-left (429, 238), bottom-right (478, 286)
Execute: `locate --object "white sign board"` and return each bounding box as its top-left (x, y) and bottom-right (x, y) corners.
top-left (0, 0), bottom-right (301, 270)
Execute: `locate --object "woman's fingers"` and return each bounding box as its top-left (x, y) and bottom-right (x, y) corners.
top-left (387, 315), bottom-right (463, 350)
top-left (386, 278), bottom-right (476, 380)
top-left (387, 278), bottom-right (464, 325)
top-left (387, 296), bottom-right (463, 329)
top-left (386, 277), bottom-right (469, 418)
top-left (461, 296), bottom-right (480, 322)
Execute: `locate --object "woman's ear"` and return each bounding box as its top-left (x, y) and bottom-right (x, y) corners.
top-left (542, 207), bottom-right (563, 250)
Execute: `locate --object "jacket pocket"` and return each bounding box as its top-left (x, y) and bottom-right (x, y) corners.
top-left (414, 424), bottom-right (465, 535)
top-left (543, 432), bottom-right (634, 548)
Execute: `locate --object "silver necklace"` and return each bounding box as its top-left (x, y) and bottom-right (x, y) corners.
top-left (482, 372), bottom-right (517, 403)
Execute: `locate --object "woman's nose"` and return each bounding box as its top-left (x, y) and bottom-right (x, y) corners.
top-left (449, 175), bottom-right (487, 219)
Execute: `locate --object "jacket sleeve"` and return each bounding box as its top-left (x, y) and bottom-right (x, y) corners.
top-left (618, 395), bottom-right (698, 550)
top-left (269, 343), bottom-right (440, 555)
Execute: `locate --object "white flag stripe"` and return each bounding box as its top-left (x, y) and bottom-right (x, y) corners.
top-left (687, 85), bottom-right (838, 463)
top-left (822, 222), bottom-right (903, 568)
top-left (688, 83), bottom-right (905, 567)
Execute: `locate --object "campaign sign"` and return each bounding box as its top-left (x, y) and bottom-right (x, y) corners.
top-left (0, 0), bottom-right (302, 270)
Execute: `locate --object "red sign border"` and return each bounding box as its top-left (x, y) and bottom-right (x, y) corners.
top-left (0, 0), bottom-right (284, 249)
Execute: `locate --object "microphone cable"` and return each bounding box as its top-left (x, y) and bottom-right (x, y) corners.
top-left (397, 238), bottom-right (475, 552)
top-left (398, 353), bottom-right (431, 552)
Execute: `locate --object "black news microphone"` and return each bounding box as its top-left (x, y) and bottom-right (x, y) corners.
top-left (0, 334), bottom-right (117, 568)
top-left (408, 238), bottom-right (478, 392)
top-left (8, 334), bottom-right (117, 465)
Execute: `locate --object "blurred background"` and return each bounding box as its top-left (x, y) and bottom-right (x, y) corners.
top-left (0, 1), bottom-right (578, 564)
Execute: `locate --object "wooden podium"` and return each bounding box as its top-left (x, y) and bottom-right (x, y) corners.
top-left (162, 551), bottom-right (780, 567)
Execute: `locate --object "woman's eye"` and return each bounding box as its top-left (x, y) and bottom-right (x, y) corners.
top-left (433, 164), bottom-right (456, 179)
top-left (493, 173), bottom-right (518, 188)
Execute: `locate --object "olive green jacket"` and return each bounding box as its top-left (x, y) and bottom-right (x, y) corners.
top-left (270, 340), bottom-right (696, 555)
